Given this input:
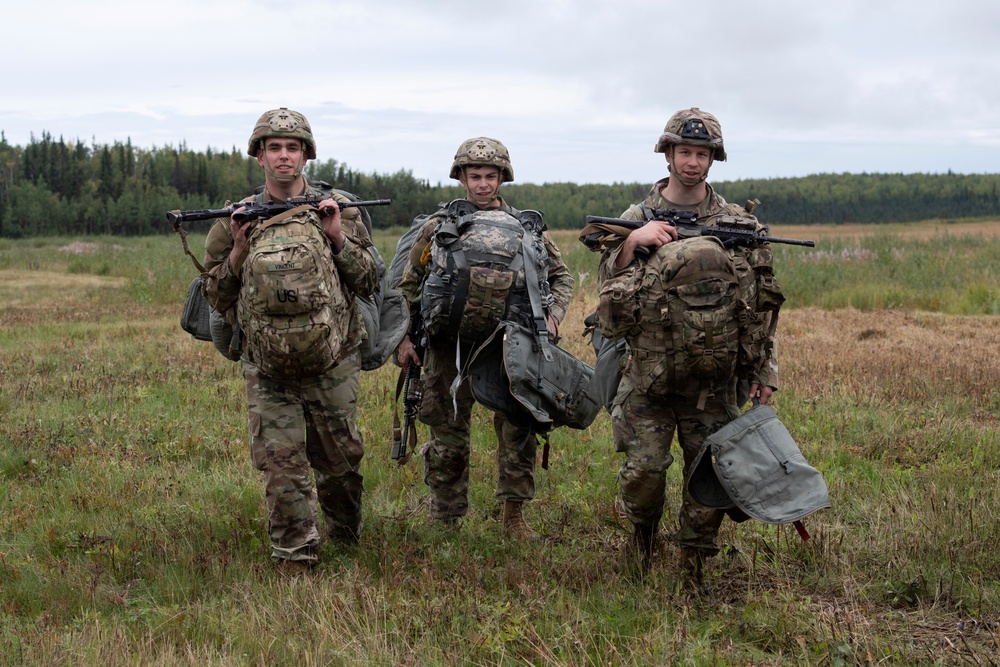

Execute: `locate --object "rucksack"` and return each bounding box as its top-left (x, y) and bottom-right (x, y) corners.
top-left (599, 235), bottom-right (741, 399)
top-left (310, 186), bottom-right (407, 371)
top-left (237, 204), bottom-right (351, 379)
top-left (587, 201), bottom-right (783, 407)
top-left (213, 182), bottom-right (405, 372)
top-left (698, 206), bottom-right (785, 383)
top-left (419, 199), bottom-right (550, 343)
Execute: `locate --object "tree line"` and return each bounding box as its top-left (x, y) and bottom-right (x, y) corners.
top-left (1, 131), bottom-right (998, 238)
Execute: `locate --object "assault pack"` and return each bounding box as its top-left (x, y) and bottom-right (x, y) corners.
top-left (418, 198), bottom-right (551, 343)
top-left (237, 203), bottom-right (350, 379)
top-left (585, 201), bottom-right (786, 409)
top-left (387, 198), bottom-right (600, 436)
top-left (176, 182), bottom-right (407, 374)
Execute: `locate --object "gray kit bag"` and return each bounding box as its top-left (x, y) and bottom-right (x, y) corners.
top-left (468, 321), bottom-right (601, 432)
top-left (686, 404), bottom-right (830, 525)
top-left (466, 213), bottom-right (600, 433)
top-left (180, 276), bottom-right (213, 342)
top-left (583, 311), bottom-right (626, 412)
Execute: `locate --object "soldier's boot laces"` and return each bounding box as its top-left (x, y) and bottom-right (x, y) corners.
top-left (625, 524), bottom-right (657, 575)
top-left (502, 500), bottom-right (539, 540)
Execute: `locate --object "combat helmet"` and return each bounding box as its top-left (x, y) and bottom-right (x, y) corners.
top-left (449, 137), bottom-right (514, 182)
top-left (655, 108), bottom-right (727, 162)
top-left (247, 107), bottom-right (317, 159)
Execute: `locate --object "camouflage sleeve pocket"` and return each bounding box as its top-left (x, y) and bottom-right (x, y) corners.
top-left (597, 270), bottom-right (640, 339)
top-left (756, 274), bottom-right (786, 313)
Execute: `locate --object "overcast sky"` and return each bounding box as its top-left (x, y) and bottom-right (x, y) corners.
top-left (2, 0), bottom-right (997, 186)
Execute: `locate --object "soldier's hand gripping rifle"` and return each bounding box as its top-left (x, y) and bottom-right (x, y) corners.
top-left (166, 196), bottom-right (392, 227)
top-left (391, 315), bottom-right (425, 464)
top-left (580, 207), bottom-right (815, 259)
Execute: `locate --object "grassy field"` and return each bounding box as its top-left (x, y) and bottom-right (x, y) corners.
top-left (1, 220), bottom-right (999, 665)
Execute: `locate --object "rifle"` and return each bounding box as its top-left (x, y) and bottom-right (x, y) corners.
top-left (166, 196), bottom-right (392, 226)
top-left (581, 208), bottom-right (815, 259)
top-left (391, 315), bottom-right (425, 463)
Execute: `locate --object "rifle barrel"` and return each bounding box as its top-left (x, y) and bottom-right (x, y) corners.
top-left (759, 236), bottom-right (815, 247)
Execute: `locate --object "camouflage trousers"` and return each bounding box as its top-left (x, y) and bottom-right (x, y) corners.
top-left (418, 339), bottom-right (537, 519)
top-left (611, 374), bottom-right (740, 555)
top-left (244, 349), bottom-right (364, 562)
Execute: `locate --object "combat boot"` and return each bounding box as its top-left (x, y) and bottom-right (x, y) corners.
top-left (275, 559), bottom-right (314, 578)
top-left (680, 547), bottom-right (705, 586)
top-left (623, 523), bottom-right (658, 576)
top-left (502, 500), bottom-right (539, 540)
top-left (429, 515), bottom-right (462, 531)
top-left (329, 521), bottom-right (364, 545)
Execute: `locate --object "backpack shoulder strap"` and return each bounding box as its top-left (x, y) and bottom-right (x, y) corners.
top-left (520, 230), bottom-right (553, 360)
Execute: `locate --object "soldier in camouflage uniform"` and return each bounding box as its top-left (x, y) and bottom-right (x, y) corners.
top-left (201, 108), bottom-right (379, 574)
top-left (395, 137), bottom-right (574, 538)
top-left (597, 108), bottom-right (781, 580)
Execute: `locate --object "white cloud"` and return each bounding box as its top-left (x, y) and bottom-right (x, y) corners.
top-left (2, 0), bottom-right (998, 184)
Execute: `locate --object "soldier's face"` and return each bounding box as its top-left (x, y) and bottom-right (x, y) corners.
top-left (460, 166), bottom-right (502, 205)
top-left (258, 138), bottom-right (305, 176)
top-left (667, 144), bottom-right (713, 186)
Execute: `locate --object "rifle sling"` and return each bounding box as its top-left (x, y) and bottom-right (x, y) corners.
top-left (172, 219), bottom-right (207, 275)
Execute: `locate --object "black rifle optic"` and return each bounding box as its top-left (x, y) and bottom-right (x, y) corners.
top-left (166, 196), bottom-right (392, 226)
top-left (582, 208), bottom-right (815, 259)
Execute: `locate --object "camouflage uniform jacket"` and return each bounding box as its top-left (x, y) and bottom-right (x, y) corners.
top-left (201, 183), bottom-right (379, 359)
top-left (397, 196), bottom-right (574, 328)
top-left (601, 178), bottom-right (780, 390)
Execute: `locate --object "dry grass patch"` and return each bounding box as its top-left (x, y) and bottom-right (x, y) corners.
top-left (776, 218), bottom-right (1000, 242)
top-left (780, 307), bottom-right (1000, 411)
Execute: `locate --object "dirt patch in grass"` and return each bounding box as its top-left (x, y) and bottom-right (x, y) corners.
top-left (0, 269), bottom-right (129, 308)
top-left (59, 241), bottom-right (127, 254)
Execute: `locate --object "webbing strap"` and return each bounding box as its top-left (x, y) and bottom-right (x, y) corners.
top-left (172, 219), bottom-right (207, 275)
top-left (520, 232), bottom-right (553, 362)
top-left (449, 246), bottom-right (469, 335)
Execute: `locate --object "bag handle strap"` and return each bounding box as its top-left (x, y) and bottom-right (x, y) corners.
top-left (520, 232), bottom-right (554, 362)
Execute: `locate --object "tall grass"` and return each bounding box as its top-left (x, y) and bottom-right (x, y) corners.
top-left (1, 224), bottom-right (999, 665)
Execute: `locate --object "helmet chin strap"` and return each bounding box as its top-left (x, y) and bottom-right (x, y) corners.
top-left (263, 153), bottom-right (305, 184)
top-left (667, 148), bottom-right (712, 186)
top-left (463, 169), bottom-right (502, 206)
